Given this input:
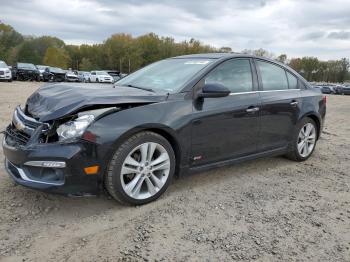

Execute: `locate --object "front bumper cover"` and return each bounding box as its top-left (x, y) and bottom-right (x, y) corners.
top-left (2, 137), bottom-right (102, 195)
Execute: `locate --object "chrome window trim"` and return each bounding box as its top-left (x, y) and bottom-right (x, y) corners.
top-left (229, 89), bottom-right (300, 95)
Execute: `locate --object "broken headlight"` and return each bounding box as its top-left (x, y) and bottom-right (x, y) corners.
top-left (56, 114), bottom-right (94, 141)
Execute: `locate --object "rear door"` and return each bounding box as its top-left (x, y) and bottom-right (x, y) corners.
top-left (191, 58), bottom-right (260, 166)
top-left (255, 59), bottom-right (301, 151)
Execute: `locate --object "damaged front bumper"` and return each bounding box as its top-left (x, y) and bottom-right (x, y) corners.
top-left (2, 106), bottom-right (103, 195)
top-left (2, 136), bottom-right (102, 195)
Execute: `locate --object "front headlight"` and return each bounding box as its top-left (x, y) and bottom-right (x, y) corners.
top-left (56, 114), bottom-right (94, 141)
top-left (5, 69), bottom-right (10, 74)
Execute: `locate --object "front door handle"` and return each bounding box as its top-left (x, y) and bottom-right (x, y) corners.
top-left (246, 107), bottom-right (260, 113)
top-left (290, 101), bottom-right (299, 106)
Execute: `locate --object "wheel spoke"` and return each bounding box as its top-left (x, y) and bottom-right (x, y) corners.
top-left (151, 153), bottom-right (169, 166)
top-left (303, 141), bottom-right (309, 155)
top-left (152, 160), bottom-right (170, 172)
top-left (125, 173), bottom-right (142, 194)
top-left (124, 156), bottom-right (141, 168)
top-left (145, 177), bottom-right (157, 195)
top-left (121, 166), bottom-right (139, 175)
top-left (148, 143), bottom-right (157, 162)
top-left (298, 141), bottom-right (305, 153)
top-left (150, 173), bottom-right (164, 189)
top-left (140, 143), bottom-right (149, 164)
top-left (305, 124), bottom-right (312, 136)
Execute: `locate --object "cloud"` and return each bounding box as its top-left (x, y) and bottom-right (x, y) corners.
top-left (0, 0), bottom-right (350, 59)
top-left (328, 31), bottom-right (350, 40)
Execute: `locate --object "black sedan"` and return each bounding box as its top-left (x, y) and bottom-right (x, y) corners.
top-left (42, 67), bottom-right (66, 82)
top-left (12, 62), bottom-right (40, 81)
top-left (2, 53), bottom-right (326, 205)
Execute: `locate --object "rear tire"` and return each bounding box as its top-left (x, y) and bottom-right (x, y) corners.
top-left (105, 131), bottom-right (175, 205)
top-left (285, 117), bottom-right (317, 161)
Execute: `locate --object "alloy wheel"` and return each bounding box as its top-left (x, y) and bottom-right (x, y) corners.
top-left (297, 123), bottom-right (316, 158)
top-left (120, 142), bottom-right (170, 200)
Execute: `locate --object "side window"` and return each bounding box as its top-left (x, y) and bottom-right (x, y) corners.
top-left (286, 71), bottom-right (298, 89)
top-left (91, 72), bottom-right (96, 75)
top-left (204, 59), bottom-right (253, 93)
top-left (256, 60), bottom-right (288, 90)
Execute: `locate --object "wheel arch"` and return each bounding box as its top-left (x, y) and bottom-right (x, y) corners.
top-left (105, 125), bottom-right (183, 179)
top-left (299, 113), bottom-right (321, 139)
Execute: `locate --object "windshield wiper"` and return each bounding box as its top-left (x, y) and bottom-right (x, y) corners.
top-left (126, 84), bottom-right (155, 93)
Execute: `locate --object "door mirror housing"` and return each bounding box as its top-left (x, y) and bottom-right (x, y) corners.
top-left (198, 83), bottom-right (230, 99)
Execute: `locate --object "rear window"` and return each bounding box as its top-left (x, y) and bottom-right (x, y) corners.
top-left (286, 71), bottom-right (298, 89)
top-left (257, 60), bottom-right (288, 91)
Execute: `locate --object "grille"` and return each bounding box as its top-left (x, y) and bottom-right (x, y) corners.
top-left (5, 125), bottom-right (31, 146)
top-left (0, 71), bottom-right (4, 75)
top-left (16, 108), bottom-right (42, 130)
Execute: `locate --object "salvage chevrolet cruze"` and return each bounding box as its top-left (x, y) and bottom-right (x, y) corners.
top-left (2, 53), bottom-right (326, 205)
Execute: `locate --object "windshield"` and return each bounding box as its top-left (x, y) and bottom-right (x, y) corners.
top-left (117, 58), bottom-right (214, 93)
top-left (96, 71), bottom-right (109, 75)
top-left (18, 63), bottom-right (36, 70)
top-left (50, 67), bottom-right (65, 73)
top-left (0, 61), bottom-right (8, 68)
top-left (36, 65), bottom-right (47, 70)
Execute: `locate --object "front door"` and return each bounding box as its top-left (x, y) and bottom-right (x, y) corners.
top-left (191, 58), bottom-right (260, 166)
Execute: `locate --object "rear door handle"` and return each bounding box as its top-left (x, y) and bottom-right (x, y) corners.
top-left (290, 101), bottom-right (299, 106)
top-left (246, 107), bottom-right (260, 113)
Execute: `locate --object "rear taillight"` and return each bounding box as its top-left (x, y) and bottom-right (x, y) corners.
top-left (323, 96), bottom-right (327, 104)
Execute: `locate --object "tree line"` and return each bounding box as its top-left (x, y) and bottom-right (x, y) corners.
top-left (0, 22), bottom-right (349, 82)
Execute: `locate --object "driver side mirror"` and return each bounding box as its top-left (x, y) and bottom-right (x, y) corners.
top-left (198, 83), bottom-right (230, 99)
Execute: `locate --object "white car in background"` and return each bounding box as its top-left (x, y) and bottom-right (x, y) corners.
top-left (65, 70), bottom-right (79, 82)
top-left (0, 60), bottom-right (12, 82)
top-left (89, 71), bottom-right (113, 83)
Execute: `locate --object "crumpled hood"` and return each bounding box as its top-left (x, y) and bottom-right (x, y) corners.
top-left (26, 84), bottom-right (167, 121)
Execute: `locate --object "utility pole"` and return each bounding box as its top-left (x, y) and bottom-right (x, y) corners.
top-left (119, 59), bottom-right (122, 74)
top-left (128, 58), bottom-right (131, 74)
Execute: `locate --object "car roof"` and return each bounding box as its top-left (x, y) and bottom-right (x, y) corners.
top-left (173, 52), bottom-right (273, 60)
top-left (173, 52), bottom-right (309, 86)
top-left (172, 52), bottom-right (287, 67)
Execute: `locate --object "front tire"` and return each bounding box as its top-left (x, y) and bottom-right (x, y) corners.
top-left (105, 131), bottom-right (176, 205)
top-left (286, 117), bottom-right (317, 161)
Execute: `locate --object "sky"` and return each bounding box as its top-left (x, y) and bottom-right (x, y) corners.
top-left (1, 0), bottom-right (350, 60)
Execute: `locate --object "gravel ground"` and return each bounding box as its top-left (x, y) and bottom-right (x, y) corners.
top-left (0, 81), bottom-right (349, 262)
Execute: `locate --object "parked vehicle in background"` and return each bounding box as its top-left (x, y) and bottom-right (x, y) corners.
top-left (328, 85), bottom-right (336, 94)
top-left (78, 71), bottom-right (90, 82)
top-left (65, 71), bottom-right (79, 82)
top-left (2, 53), bottom-right (326, 205)
top-left (106, 70), bottom-right (121, 83)
top-left (36, 65), bottom-right (48, 81)
top-left (43, 67), bottom-right (66, 82)
top-left (120, 73), bottom-right (128, 78)
top-left (0, 60), bottom-right (12, 82)
top-left (89, 71), bottom-right (113, 83)
top-left (333, 85), bottom-right (344, 95)
top-left (320, 85), bottom-right (332, 94)
top-left (342, 85), bottom-right (350, 95)
top-left (12, 63), bottom-right (40, 81)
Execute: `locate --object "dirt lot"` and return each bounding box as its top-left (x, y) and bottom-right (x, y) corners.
top-left (0, 81), bottom-right (349, 261)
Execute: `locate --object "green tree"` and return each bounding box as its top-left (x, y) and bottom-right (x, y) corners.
top-left (43, 47), bottom-right (69, 68)
top-left (0, 23), bottom-right (24, 63)
top-left (277, 54), bottom-right (287, 64)
top-left (16, 39), bottom-right (42, 64)
top-left (80, 57), bottom-right (94, 71)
